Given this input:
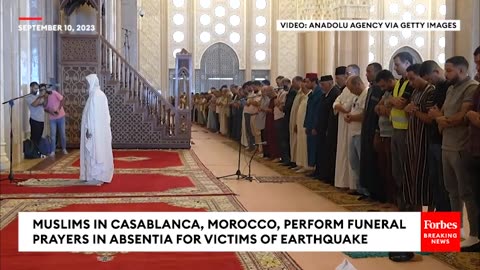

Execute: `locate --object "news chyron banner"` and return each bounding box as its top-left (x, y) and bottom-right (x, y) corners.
top-left (276, 20), bottom-right (461, 31)
top-left (18, 212), bottom-right (460, 252)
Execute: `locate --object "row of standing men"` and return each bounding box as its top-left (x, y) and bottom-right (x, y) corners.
top-left (192, 48), bottom-right (480, 250)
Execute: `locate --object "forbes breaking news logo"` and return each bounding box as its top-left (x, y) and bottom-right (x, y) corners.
top-left (421, 212), bottom-right (461, 252)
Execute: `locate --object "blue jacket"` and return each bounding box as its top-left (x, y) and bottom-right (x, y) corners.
top-left (303, 85), bottom-right (323, 130)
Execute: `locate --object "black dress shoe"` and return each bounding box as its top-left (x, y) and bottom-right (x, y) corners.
top-left (461, 241), bottom-right (480, 252)
top-left (388, 252), bottom-right (415, 262)
top-left (357, 195), bottom-right (369, 201)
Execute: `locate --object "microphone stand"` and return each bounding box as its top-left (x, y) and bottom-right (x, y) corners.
top-left (216, 107), bottom-right (248, 181)
top-left (245, 144), bottom-right (259, 181)
top-left (1, 93), bottom-right (34, 183)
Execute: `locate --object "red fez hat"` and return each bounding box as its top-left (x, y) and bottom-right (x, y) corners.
top-left (305, 73), bottom-right (318, 81)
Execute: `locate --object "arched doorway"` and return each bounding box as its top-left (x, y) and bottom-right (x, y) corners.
top-left (199, 43), bottom-right (242, 92)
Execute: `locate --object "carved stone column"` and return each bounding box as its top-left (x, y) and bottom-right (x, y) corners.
top-left (0, 0), bottom-right (8, 170)
top-left (446, 0), bottom-right (480, 77)
top-left (277, 0), bottom-right (300, 79)
top-left (245, 0), bottom-right (252, 81)
top-left (334, 0), bottom-right (370, 82)
top-left (299, 0), bottom-right (321, 74)
top-left (270, 0), bottom-right (279, 79)
top-left (121, 0), bottom-right (138, 68)
top-left (317, 31), bottom-right (335, 76)
top-left (160, 0), bottom-right (169, 97)
top-left (116, 0), bottom-right (122, 49)
top-left (304, 32), bottom-right (319, 73)
top-left (1, 0), bottom-right (22, 167)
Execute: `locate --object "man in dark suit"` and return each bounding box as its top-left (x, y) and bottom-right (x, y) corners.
top-left (312, 75), bottom-right (341, 183)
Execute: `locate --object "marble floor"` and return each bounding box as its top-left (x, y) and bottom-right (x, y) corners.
top-left (191, 126), bottom-right (458, 270)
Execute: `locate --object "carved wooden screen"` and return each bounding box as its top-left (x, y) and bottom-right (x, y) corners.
top-left (59, 34), bottom-right (99, 148)
top-left (199, 43), bottom-right (241, 91)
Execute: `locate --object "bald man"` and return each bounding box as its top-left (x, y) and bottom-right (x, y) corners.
top-left (345, 76), bottom-right (369, 198)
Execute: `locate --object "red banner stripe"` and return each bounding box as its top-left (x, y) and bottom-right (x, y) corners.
top-left (19, 17), bottom-right (42, 21)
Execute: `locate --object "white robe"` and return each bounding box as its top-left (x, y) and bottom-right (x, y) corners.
top-left (80, 74), bottom-right (114, 183)
top-left (241, 112), bottom-right (248, 147)
top-left (289, 91), bottom-right (303, 162)
top-left (333, 88), bottom-right (356, 189)
top-left (219, 96), bottom-right (229, 135)
top-left (295, 90), bottom-right (311, 168)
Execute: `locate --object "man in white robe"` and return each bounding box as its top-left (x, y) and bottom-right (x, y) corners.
top-left (333, 65), bottom-right (358, 189)
top-left (289, 89), bottom-right (304, 168)
top-left (80, 74), bottom-right (114, 185)
top-left (295, 80), bottom-right (313, 172)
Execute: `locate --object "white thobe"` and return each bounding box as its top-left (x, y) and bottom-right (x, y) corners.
top-left (295, 91), bottom-right (311, 168)
top-left (241, 113), bottom-right (248, 147)
top-left (219, 96), bottom-right (229, 135)
top-left (289, 91), bottom-right (303, 163)
top-left (333, 88), bottom-right (356, 189)
top-left (80, 74), bottom-right (114, 183)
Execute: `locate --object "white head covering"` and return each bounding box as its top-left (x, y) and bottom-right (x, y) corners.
top-left (80, 73), bottom-right (114, 183)
top-left (86, 74), bottom-right (100, 94)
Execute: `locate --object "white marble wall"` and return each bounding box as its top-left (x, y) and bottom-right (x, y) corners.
top-left (1, 0), bottom-right (22, 168)
top-left (0, 0), bottom-right (8, 169)
top-left (446, 0), bottom-right (480, 77)
top-left (121, 0), bottom-right (138, 68)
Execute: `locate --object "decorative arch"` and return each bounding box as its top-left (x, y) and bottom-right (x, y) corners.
top-left (60, 0), bottom-right (99, 15)
top-left (199, 42), bottom-right (240, 92)
top-left (388, 47), bottom-right (423, 77)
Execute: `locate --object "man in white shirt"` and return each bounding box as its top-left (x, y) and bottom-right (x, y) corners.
top-left (243, 81), bottom-right (262, 150)
top-left (345, 76), bottom-right (369, 199)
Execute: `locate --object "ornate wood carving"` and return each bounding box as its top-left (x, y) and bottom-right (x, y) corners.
top-left (60, 0), bottom-right (99, 16)
top-left (59, 34), bottom-right (191, 149)
top-left (61, 35), bottom-right (98, 63)
top-left (61, 66), bottom-right (97, 147)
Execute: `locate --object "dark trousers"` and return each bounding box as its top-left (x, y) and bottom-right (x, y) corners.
top-left (466, 155), bottom-right (480, 239)
top-left (374, 135), bottom-right (396, 204)
top-left (215, 113), bottom-right (220, 131)
top-left (428, 143), bottom-right (451, 211)
top-left (391, 129), bottom-right (408, 210)
top-left (275, 118), bottom-right (290, 163)
top-left (29, 118), bottom-right (44, 146)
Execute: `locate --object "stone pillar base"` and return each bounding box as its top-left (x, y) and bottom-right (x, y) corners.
top-left (0, 142), bottom-right (9, 171)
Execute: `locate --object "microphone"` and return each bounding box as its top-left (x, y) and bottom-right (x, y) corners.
top-left (254, 142), bottom-right (267, 145)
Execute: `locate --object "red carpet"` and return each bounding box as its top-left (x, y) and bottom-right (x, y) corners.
top-left (0, 173), bottom-right (193, 198)
top-left (71, 150), bottom-right (182, 169)
top-left (0, 202), bottom-right (245, 270)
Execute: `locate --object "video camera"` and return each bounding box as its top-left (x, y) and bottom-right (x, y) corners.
top-left (39, 83), bottom-right (58, 94)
